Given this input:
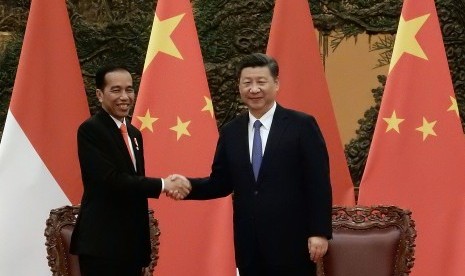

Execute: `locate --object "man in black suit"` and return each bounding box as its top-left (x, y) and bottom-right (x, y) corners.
top-left (178, 53), bottom-right (332, 276)
top-left (70, 65), bottom-right (190, 276)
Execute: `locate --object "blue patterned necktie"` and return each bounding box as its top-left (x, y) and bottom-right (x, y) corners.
top-left (252, 120), bottom-right (263, 180)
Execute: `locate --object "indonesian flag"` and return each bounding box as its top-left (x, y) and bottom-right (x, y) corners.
top-left (132, 0), bottom-right (236, 275)
top-left (266, 0), bottom-right (355, 205)
top-left (358, 0), bottom-right (465, 274)
top-left (0, 0), bottom-right (89, 275)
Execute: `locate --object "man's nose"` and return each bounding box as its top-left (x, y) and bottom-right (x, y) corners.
top-left (249, 85), bottom-right (261, 93)
top-left (120, 91), bottom-right (130, 99)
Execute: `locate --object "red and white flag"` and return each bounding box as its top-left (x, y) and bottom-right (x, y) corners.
top-left (358, 0), bottom-right (465, 274)
top-left (267, 0), bottom-right (355, 205)
top-left (132, 0), bottom-right (236, 275)
top-left (0, 0), bottom-right (89, 274)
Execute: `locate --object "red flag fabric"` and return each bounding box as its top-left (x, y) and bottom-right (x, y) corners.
top-left (132, 0), bottom-right (236, 275)
top-left (358, 0), bottom-right (465, 275)
top-left (266, 0), bottom-right (355, 205)
top-left (0, 0), bottom-right (89, 274)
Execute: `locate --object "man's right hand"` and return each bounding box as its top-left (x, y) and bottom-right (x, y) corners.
top-left (163, 174), bottom-right (191, 200)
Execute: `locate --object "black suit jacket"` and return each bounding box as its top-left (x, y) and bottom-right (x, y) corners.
top-left (188, 104), bottom-right (332, 267)
top-left (70, 109), bottom-right (162, 266)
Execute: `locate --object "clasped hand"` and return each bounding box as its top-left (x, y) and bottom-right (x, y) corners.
top-left (163, 174), bottom-right (191, 200)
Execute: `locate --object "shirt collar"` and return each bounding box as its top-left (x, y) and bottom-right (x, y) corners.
top-left (248, 102), bottom-right (276, 130)
top-left (109, 115), bottom-right (126, 129)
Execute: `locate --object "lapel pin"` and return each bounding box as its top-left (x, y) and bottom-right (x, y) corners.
top-left (133, 138), bottom-right (139, 150)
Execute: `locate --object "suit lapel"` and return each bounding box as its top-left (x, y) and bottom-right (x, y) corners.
top-left (127, 125), bottom-right (141, 174)
top-left (257, 105), bottom-right (289, 182)
top-left (236, 113), bottom-right (256, 181)
top-left (98, 111), bottom-right (137, 174)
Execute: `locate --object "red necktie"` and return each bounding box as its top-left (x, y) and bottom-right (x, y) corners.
top-left (120, 124), bottom-right (136, 167)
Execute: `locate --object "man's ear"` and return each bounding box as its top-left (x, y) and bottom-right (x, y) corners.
top-left (96, 89), bottom-right (103, 103)
top-left (275, 77), bottom-right (280, 91)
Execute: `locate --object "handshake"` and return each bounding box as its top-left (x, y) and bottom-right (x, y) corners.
top-left (163, 174), bottom-right (191, 200)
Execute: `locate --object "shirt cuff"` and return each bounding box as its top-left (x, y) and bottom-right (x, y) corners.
top-left (161, 178), bottom-right (165, 192)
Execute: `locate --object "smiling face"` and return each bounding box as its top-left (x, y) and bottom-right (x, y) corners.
top-left (96, 69), bottom-right (135, 122)
top-left (238, 66), bottom-right (279, 118)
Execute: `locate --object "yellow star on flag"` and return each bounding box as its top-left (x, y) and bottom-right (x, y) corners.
top-left (415, 117), bottom-right (437, 141)
top-left (383, 110), bottom-right (405, 133)
top-left (144, 13), bottom-right (185, 70)
top-left (170, 116), bottom-right (191, 140)
top-left (447, 96), bottom-right (459, 117)
top-left (137, 109), bottom-right (158, 132)
top-left (389, 13), bottom-right (430, 73)
top-left (201, 96), bottom-right (214, 118)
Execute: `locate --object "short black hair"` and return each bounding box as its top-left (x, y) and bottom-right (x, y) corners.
top-left (95, 64), bottom-right (131, 90)
top-left (235, 53), bottom-right (279, 80)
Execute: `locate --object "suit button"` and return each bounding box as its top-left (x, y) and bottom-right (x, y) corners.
top-left (254, 190), bottom-right (258, 195)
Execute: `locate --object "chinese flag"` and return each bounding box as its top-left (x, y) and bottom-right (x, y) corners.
top-left (266, 0), bottom-right (355, 205)
top-left (132, 0), bottom-right (236, 275)
top-left (0, 0), bottom-right (89, 274)
top-left (358, 0), bottom-right (465, 275)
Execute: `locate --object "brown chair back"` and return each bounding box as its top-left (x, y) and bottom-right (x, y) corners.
top-left (317, 205), bottom-right (416, 276)
top-left (44, 205), bottom-right (160, 276)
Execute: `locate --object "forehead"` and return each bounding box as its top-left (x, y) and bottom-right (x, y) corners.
top-left (240, 66), bottom-right (273, 79)
top-left (104, 70), bottom-right (133, 87)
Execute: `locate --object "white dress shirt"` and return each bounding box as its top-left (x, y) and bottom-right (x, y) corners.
top-left (248, 102), bottom-right (277, 161)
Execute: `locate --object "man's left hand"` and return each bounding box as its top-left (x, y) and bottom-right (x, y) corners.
top-left (308, 236), bottom-right (328, 263)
